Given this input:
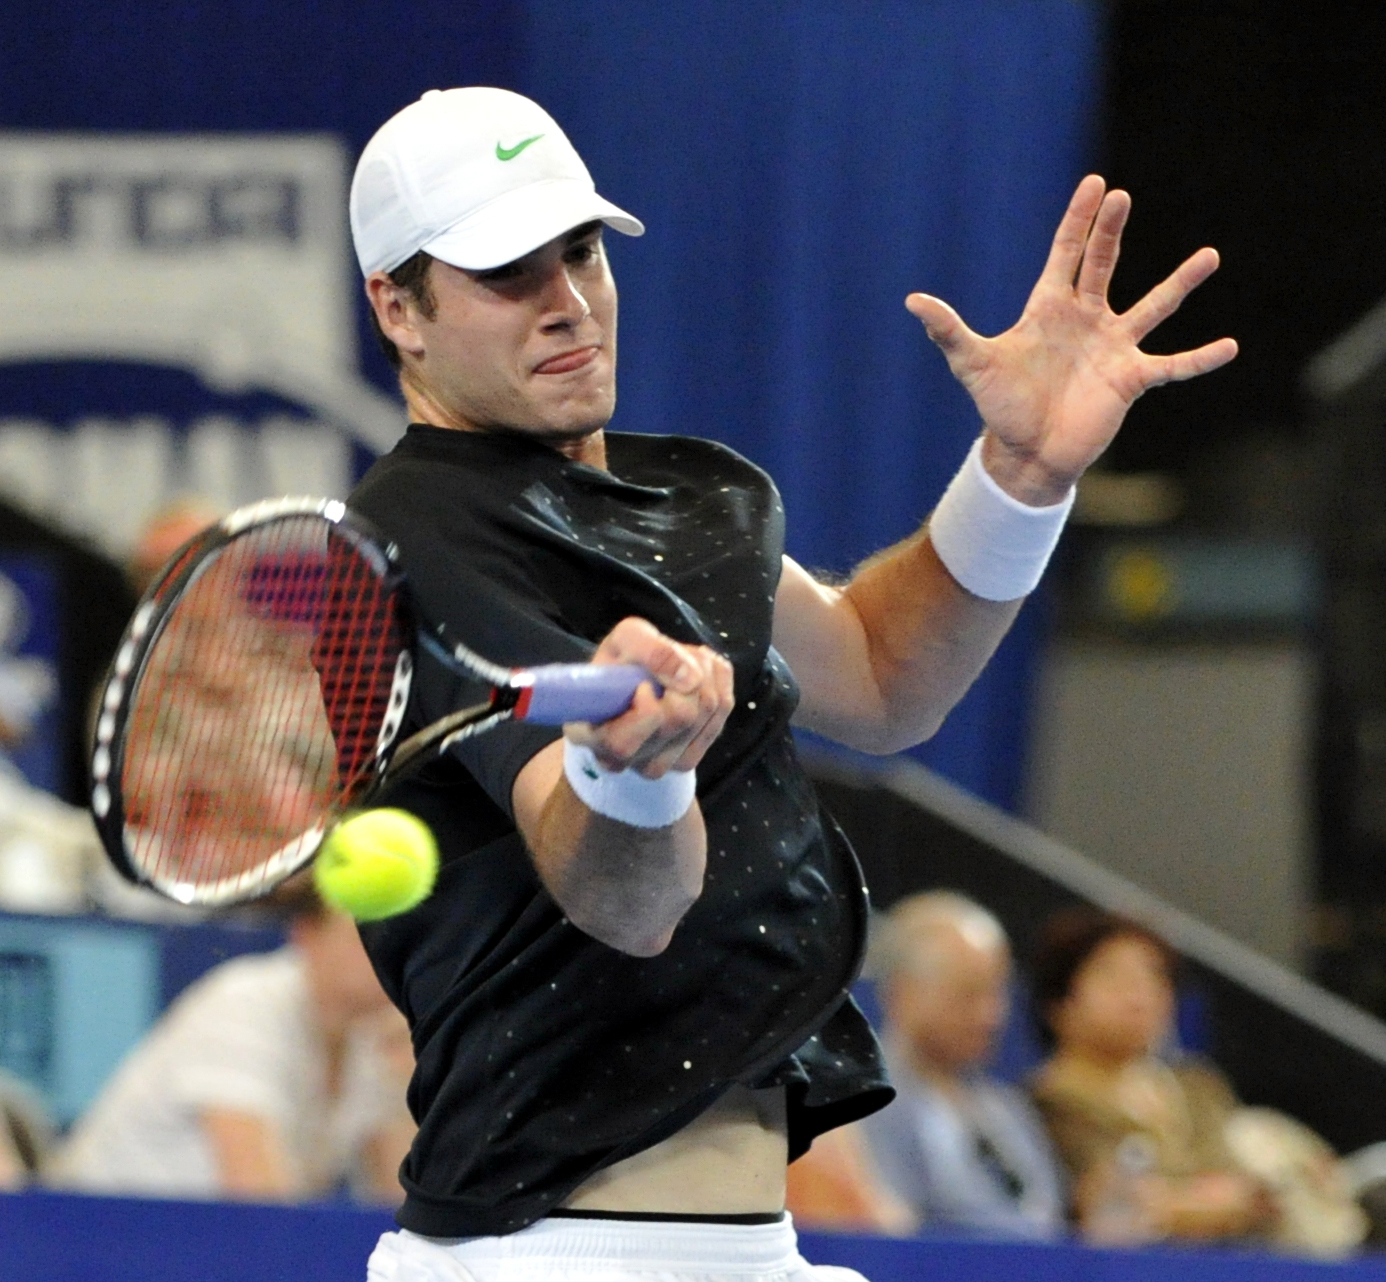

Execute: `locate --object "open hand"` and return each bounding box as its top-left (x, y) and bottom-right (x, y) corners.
top-left (907, 174), bottom-right (1237, 506)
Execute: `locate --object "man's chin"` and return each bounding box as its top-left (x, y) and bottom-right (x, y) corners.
top-left (525, 395), bottom-right (617, 443)
top-left (523, 418), bottom-right (611, 446)
top-left (480, 415), bottom-right (611, 449)
top-left (473, 387), bottom-right (617, 444)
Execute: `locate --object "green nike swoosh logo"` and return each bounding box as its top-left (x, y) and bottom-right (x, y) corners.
top-left (496, 134), bottom-right (544, 161)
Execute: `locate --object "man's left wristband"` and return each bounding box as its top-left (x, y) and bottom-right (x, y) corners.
top-left (562, 740), bottom-right (697, 829)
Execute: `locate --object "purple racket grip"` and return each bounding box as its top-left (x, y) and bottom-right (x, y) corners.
top-left (515, 664), bottom-right (661, 724)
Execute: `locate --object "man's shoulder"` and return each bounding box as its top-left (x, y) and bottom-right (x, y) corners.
top-left (608, 430), bottom-right (772, 481)
top-left (349, 431), bottom-right (520, 556)
top-left (606, 432), bottom-right (785, 526)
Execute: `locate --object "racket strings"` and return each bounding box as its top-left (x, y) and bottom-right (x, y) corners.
top-left (315, 533), bottom-right (405, 792)
top-left (120, 517), bottom-right (406, 899)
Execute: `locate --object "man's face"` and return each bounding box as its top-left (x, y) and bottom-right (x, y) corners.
top-left (390, 223), bottom-right (618, 443)
top-left (886, 923), bottom-right (1010, 1079)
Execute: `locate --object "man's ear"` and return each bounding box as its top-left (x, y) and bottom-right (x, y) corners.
top-left (365, 272), bottom-right (427, 360)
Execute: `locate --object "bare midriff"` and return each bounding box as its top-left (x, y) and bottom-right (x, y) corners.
top-left (560, 1084), bottom-right (787, 1214)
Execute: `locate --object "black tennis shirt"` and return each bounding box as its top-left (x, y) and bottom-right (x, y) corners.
top-left (350, 426), bottom-right (891, 1237)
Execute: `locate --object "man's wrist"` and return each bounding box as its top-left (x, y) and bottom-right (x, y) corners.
top-left (978, 432), bottom-right (1078, 507)
top-left (928, 436), bottom-right (1076, 601)
top-left (562, 740), bottom-right (697, 829)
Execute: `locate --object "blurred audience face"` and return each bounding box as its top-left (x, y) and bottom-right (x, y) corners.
top-left (1048, 932), bottom-right (1174, 1066)
top-left (883, 896), bottom-right (1010, 1082)
top-left (129, 500), bottom-right (220, 593)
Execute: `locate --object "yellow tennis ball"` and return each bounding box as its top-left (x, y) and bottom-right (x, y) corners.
top-left (313, 809), bottom-right (438, 922)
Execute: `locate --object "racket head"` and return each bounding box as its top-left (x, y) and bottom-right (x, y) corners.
top-left (90, 498), bottom-right (420, 906)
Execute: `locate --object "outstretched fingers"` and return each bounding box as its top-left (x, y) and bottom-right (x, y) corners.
top-left (1037, 175), bottom-right (1107, 289)
top-left (905, 293), bottom-right (985, 371)
top-left (1122, 246), bottom-right (1222, 343)
top-left (1147, 336), bottom-right (1239, 387)
top-left (1074, 189), bottom-right (1132, 302)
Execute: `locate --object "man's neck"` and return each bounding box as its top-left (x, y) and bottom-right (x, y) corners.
top-left (400, 380), bottom-right (608, 469)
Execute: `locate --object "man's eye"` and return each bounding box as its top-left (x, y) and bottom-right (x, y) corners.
top-left (567, 243), bottom-right (599, 265)
top-left (479, 263), bottom-right (524, 283)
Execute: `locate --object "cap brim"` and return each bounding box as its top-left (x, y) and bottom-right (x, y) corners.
top-left (420, 179), bottom-right (644, 271)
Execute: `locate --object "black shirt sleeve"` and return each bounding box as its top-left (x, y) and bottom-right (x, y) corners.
top-left (354, 451), bottom-right (595, 821)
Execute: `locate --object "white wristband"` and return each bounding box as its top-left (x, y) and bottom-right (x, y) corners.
top-left (562, 740), bottom-right (696, 829)
top-left (928, 436), bottom-right (1076, 601)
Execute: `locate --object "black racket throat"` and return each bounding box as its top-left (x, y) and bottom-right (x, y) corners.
top-left (379, 692), bottom-right (521, 786)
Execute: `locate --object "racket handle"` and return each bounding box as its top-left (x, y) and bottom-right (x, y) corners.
top-left (517, 664), bottom-right (660, 724)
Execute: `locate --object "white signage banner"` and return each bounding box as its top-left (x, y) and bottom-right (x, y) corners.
top-left (0, 134), bottom-right (403, 557)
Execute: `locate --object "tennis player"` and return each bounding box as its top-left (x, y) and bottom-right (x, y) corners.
top-left (348, 88), bottom-right (1235, 1281)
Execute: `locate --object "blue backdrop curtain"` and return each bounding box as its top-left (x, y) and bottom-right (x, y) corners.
top-left (1, 0), bottom-right (1101, 810)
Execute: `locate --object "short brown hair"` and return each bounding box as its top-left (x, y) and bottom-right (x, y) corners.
top-left (1030, 907), bottom-right (1177, 1046)
top-left (370, 250), bottom-right (437, 370)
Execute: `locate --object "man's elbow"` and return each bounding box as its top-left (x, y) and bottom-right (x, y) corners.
top-left (801, 706), bottom-right (948, 757)
top-left (565, 881), bottom-right (702, 958)
top-left (860, 712), bottom-right (948, 756)
top-left (568, 909), bottom-right (682, 958)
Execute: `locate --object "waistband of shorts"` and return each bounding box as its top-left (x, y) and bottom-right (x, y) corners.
top-left (403, 1211), bottom-right (803, 1272)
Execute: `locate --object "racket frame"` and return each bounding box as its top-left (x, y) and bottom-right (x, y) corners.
top-left (90, 497), bottom-right (521, 905)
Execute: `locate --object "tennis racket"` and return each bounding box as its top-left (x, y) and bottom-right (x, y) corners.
top-left (89, 496), bottom-right (656, 907)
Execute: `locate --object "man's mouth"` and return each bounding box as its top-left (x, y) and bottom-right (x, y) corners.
top-left (534, 346), bottom-right (600, 375)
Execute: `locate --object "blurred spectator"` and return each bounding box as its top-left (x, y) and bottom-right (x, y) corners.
top-left (84, 497), bottom-right (223, 920)
top-left (785, 1112), bottom-right (914, 1235)
top-left (49, 886), bottom-right (414, 1205)
top-left (0, 756), bottom-right (99, 913)
top-left (852, 892), bottom-right (1065, 1239)
top-left (1029, 907), bottom-right (1364, 1254)
top-left (125, 498), bottom-right (219, 595)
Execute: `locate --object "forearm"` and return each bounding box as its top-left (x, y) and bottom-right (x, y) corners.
top-left (842, 528), bottom-right (1023, 748)
top-left (200, 1109), bottom-right (298, 1199)
top-left (780, 535), bottom-right (1022, 755)
top-left (517, 744), bottom-right (706, 956)
top-left (779, 427), bottom-right (1079, 753)
top-left (510, 621), bottom-right (729, 953)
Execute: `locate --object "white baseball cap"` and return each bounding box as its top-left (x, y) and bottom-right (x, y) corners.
top-left (349, 87), bottom-right (644, 276)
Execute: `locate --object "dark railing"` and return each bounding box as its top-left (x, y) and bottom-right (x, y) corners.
top-left (807, 752), bottom-right (1386, 1154)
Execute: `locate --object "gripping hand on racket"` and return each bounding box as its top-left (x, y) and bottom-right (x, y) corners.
top-left (907, 174), bottom-right (1238, 506)
top-left (513, 618), bottom-right (735, 957)
top-left (566, 618), bottom-right (735, 777)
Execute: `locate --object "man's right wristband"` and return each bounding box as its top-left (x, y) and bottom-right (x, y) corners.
top-left (562, 740), bottom-right (696, 829)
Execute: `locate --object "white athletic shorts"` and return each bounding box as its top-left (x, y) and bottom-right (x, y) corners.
top-left (365, 1214), bottom-right (869, 1282)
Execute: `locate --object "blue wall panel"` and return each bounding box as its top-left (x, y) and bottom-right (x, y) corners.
top-left (0, 916), bottom-right (157, 1125)
top-left (0, 1193), bottom-right (1377, 1282)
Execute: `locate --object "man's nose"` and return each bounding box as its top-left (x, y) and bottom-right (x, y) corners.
top-left (539, 264), bottom-right (590, 327)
